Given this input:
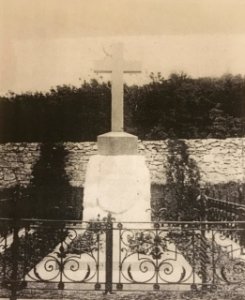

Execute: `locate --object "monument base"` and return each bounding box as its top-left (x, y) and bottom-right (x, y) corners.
top-left (98, 132), bottom-right (138, 155)
top-left (83, 155), bottom-right (151, 222)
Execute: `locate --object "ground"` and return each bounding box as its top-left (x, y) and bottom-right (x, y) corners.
top-left (1, 289), bottom-right (244, 300)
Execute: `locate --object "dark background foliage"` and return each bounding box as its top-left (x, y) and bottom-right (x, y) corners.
top-left (0, 73), bottom-right (244, 142)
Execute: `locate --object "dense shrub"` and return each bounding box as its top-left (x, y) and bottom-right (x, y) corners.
top-left (0, 73), bottom-right (244, 142)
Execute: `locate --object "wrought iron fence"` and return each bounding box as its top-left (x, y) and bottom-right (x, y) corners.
top-left (1, 217), bottom-right (245, 299)
top-left (206, 196), bottom-right (245, 221)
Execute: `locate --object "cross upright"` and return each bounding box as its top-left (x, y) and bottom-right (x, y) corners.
top-left (94, 43), bottom-right (141, 132)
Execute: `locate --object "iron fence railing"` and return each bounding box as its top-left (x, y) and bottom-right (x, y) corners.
top-left (206, 196), bottom-right (245, 221)
top-left (150, 191), bottom-right (245, 222)
top-left (1, 217), bottom-right (245, 299)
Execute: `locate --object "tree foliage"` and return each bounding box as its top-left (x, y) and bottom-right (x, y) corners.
top-left (162, 140), bottom-right (201, 221)
top-left (0, 73), bottom-right (244, 142)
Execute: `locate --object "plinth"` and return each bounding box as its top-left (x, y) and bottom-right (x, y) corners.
top-left (83, 132), bottom-right (151, 222)
top-left (97, 132), bottom-right (138, 155)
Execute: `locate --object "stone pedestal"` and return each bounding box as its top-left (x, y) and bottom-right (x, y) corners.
top-left (83, 132), bottom-right (151, 222)
top-left (98, 132), bottom-right (138, 155)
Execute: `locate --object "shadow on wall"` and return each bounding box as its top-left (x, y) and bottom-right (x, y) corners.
top-left (151, 139), bottom-right (245, 221)
top-left (151, 139), bottom-right (201, 221)
top-left (0, 143), bottom-right (83, 220)
top-left (26, 143), bottom-right (83, 219)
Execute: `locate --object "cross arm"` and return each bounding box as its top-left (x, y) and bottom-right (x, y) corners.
top-left (94, 59), bottom-right (141, 74)
top-left (123, 61), bottom-right (141, 73)
top-left (94, 58), bottom-right (113, 73)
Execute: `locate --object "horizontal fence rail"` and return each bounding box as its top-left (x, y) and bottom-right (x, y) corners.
top-left (206, 196), bottom-right (245, 221)
top-left (1, 217), bottom-right (245, 298)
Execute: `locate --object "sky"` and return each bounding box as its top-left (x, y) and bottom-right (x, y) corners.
top-left (1, 0), bottom-right (245, 95)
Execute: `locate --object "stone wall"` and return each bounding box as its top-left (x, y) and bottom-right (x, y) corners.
top-left (140, 138), bottom-right (245, 185)
top-left (0, 143), bottom-right (40, 189)
top-left (0, 138), bottom-right (244, 189)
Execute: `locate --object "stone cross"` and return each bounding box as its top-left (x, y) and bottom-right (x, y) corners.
top-left (94, 43), bottom-right (141, 132)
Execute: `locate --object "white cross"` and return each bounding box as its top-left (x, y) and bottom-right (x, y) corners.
top-left (94, 43), bottom-right (141, 132)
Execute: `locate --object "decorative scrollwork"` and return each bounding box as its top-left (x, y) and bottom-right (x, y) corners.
top-left (25, 225), bottom-right (100, 284)
top-left (1, 218), bottom-right (245, 292)
top-left (215, 248), bottom-right (245, 284)
top-left (119, 227), bottom-right (195, 285)
top-left (121, 229), bottom-right (169, 256)
top-left (158, 259), bottom-right (187, 283)
top-left (122, 254), bottom-right (157, 283)
top-left (32, 255), bottom-right (61, 281)
top-left (62, 254), bottom-right (97, 282)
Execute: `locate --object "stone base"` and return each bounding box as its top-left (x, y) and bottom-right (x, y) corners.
top-left (83, 155), bottom-right (151, 222)
top-left (98, 132), bottom-right (138, 155)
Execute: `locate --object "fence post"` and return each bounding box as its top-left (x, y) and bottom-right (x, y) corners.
top-left (8, 186), bottom-right (26, 300)
top-left (10, 218), bottom-right (19, 300)
top-left (200, 223), bottom-right (208, 289)
top-left (199, 190), bottom-right (208, 290)
top-left (105, 213), bottom-right (113, 294)
top-left (10, 186), bottom-right (21, 300)
top-left (196, 189), bottom-right (208, 290)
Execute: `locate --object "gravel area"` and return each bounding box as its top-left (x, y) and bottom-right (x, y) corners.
top-left (1, 289), bottom-right (245, 300)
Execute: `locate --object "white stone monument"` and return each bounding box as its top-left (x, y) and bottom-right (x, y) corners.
top-left (83, 43), bottom-right (151, 222)
top-left (25, 45), bottom-right (201, 289)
